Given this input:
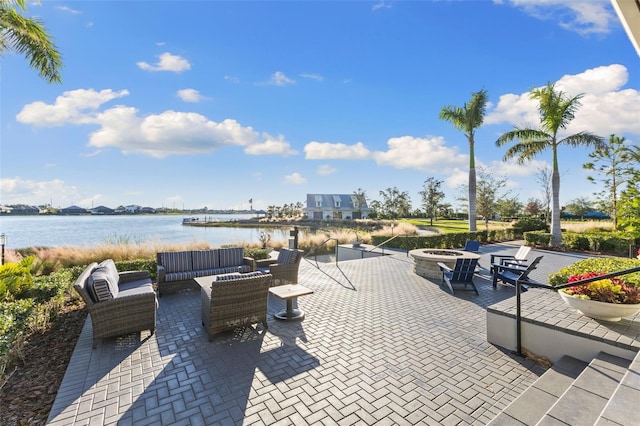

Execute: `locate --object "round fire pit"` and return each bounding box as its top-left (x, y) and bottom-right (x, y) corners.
top-left (409, 248), bottom-right (481, 280)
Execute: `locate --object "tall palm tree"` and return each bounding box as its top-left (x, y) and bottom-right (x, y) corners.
top-left (0, 0), bottom-right (62, 83)
top-left (439, 89), bottom-right (488, 232)
top-left (496, 82), bottom-right (604, 247)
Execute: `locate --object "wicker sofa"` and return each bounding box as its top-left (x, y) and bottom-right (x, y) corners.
top-left (156, 247), bottom-right (255, 296)
top-left (73, 259), bottom-right (157, 349)
top-left (256, 248), bottom-right (304, 286)
top-left (200, 272), bottom-right (272, 340)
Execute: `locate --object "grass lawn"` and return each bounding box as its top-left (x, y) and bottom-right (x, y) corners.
top-left (405, 218), bottom-right (511, 233)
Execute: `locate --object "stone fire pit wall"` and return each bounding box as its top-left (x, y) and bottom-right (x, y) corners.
top-left (409, 249), bottom-right (481, 281)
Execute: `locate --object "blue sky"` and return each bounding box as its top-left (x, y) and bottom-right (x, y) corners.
top-left (1, 0), bottom-right (639, 212)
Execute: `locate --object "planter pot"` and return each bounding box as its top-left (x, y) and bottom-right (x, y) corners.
top-left (559, 291), bottom-right (640, 322)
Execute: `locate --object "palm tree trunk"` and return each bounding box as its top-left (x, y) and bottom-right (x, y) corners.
top-left (551, 167), bottom-right (562, 246)
top-left (469, 168), bottom-right (477, 232)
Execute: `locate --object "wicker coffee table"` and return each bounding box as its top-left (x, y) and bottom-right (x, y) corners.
top-left (269, 284), bottom-right (314, 321)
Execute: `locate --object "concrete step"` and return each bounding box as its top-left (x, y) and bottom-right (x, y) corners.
top-left (536, 352), bottom-right (631, 426)
top-left (488, 355), bottom-right (588, 426)
top-left (595, 351), bottom-right (640, 426)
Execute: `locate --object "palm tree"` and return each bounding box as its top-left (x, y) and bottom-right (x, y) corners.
top-left (496, 82), bottom-right (604, 246)
top-left (439, 89), bottom-right (488, 232)
top-left (1, 0), bottom-right (62, 83)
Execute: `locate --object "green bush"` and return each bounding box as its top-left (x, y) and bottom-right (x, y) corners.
top-left (512, 217), bottom-right (548, 235)
top-left (243, 247), bottom-right (271, 261)
top-left (370, 230), bottom-right (517, 250)
top-left (525, 231), bottom-right (634, 256)
top-left (549, 257), bottom-right (640, 286)
top-left (0, 257), bottom-right (35, 302)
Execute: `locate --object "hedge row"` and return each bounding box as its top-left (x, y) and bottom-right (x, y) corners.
top-left (524, 231), bottom-right (635, 257)
top-left (370, 228), bottom-right (518, 251)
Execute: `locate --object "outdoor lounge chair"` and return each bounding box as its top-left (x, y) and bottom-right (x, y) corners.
top-left (200, 272), bottom-right (272, 340)
top-left (492, 255), bottom-right (543, 290)
top-left (462, 240), bottom-right (481, 253)
top-left (490, 245), bottom-right (531, 273)
top-left (256, 248), bottom-right (304, 286)
top-left (438, 258), bottom-right (480, 295)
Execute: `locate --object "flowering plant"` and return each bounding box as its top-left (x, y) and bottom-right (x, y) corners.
top-left (561, 272), bottom-right (640, 304)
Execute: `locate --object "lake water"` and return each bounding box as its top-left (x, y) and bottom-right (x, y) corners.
top-left (0, 214), bottom-right (300, 249)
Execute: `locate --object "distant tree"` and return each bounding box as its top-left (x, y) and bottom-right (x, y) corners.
top-left (565, 197), bottom-right (594, 220)
top-left (377, 187), bottom-right (411, 219)
top-left (418, 177), bottom-right (445, 226)
top-left (457, 167), bottom-right (512, 229)
top-left (437, 203), bottom-right (453, 218)
top-left (583, 134), bottom-right (627, 230)
top-left (0, 0), bottom-right (63, 83)
top-left (368, 200), bottom-right (382, 219)
top-left (495, 197), bottom-right (523, 221)
top-left (496, 82), bottom-right (604, 246)
top-left (524, 198), bottom-right (542, 216)
top-left (352, 187), bottom-right (367, 218)
top-left (439, 89), bottom-right (488, 232)
top-left (535, 166), bottom-right (552, 223)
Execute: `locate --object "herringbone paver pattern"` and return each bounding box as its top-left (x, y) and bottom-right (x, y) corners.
top-left (48, 243), bottom-right (588, 425)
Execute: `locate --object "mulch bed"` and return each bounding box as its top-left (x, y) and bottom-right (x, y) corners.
top-left (0, 299), bottom-right (86, 426)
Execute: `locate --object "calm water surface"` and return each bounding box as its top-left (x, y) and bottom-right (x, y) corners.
top-left (0, 214), bottom-right (298, 249)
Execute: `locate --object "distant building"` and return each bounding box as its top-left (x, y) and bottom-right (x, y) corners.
top-left (90, 205), bottom-right (114, 215)
top-left (305, 194), bottom-right (371, 220)
top-left (59, 205), bottom-right (89, 215)
top-left (140, 206), bottom-right (156, 214)
top-left (125, 205), bottom-right (141, 214)
top-left (1, 204), bottom-right (39, 215)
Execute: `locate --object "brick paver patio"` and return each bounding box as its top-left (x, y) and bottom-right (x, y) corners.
top-left (47, 242), bottom-right (592, 425)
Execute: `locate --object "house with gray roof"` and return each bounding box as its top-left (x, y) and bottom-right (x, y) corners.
top-left (305, 194), bottom-right (370, 220)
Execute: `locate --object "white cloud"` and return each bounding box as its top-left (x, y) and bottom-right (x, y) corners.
top-left (304, 141), bottom-right (371, 160)
top-left (177, 88), bottom-right (206, 103)
top-left (244, 134), bottom-right (297, 156)
top-left (56, 5), bottom-right (81, 14)
top-left (317, 164), bottom-right (337, 175)
top-left (300, 73), bottom-right (324, 81)
top-left (0, 177), bottom-right (81, 206)
top-left (486, 64), bottom-right (640, 136)
top-left (372, 136), bottom-right (468, 172)
top-left (372, 1), bottom-right (392, 11)
top-left (15, 88), bottom-right (294, 158)
top-left (16, 88), bottom-right (129, 126)
top-left (488, 158), bottom-right (550, 178)
top-left (224, 75), bottom-right (240, 83)
top-left (283, 172), bottom-right (307, 184)
top-left (269, 71), bottom-right (295, 86)
top-left (137, 52), bottom-right (191, 73)
top-left (497, 0), bottom-right (616, 35)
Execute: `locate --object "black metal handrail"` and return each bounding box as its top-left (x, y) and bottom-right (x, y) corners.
top-left (511, 265), bottom-right (640, 356)
top-left (303, 237), bottom-right (339, 267)
top-left (364, 233), bottom-right (411, 256)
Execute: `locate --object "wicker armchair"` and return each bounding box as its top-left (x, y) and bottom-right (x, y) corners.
top-left (200, 272), bottom-right (272, 341)
top-left (73, 261), bottom-right (157, 349)
top-left (256, 248), bottom-right (304, 286)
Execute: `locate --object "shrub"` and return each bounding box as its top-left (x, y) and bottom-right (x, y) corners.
top-left (0, 257), bottom-right (35, 302)
top-left (549, 257), bottom-right (640, 286)
top-left (512, 217), bottom-right (548, 235)
top-left (560, 272), bottom-right (640, 304)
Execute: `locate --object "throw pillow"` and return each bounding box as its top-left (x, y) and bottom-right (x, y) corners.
top-left (88, 267), bottom-right (118, 302)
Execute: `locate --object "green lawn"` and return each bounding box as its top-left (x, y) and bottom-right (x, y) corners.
top-left (405, 218), bottom-right (511, 233)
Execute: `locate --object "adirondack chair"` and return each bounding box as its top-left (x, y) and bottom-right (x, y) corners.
top-left (462, 240), bottom-right (481, 253)
top-left (490, 245), bottom-right (531, 273)
top-left (438, 257), bottom-right (480, 295)
top-left (492, 255), bottom-right (543, 291)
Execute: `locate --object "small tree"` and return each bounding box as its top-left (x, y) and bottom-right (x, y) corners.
top-left (535, 166), bottom-right (552, 223)
top-left (583, 134), bottom-right (627, 230)
top-left (458, 167), bottom-right (511, 229)
top-left (351, 187), bottom-right (368, 219)
top-left (419, 177), bottom-right (445, 226)
top-left (524, 198), bottom-right (542, 216)
top-left (565, 197), bottom-right (594, 220)
top-left (377, 187), bottom-right (412, 220)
